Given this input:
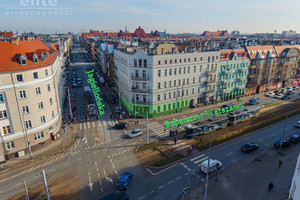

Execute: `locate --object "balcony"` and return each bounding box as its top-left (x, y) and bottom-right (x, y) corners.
top-left (132, 87), bottom-right (149, 94)
top-left (220, 79), bottom-right (231, 83)
top-left (131, 98), bottom-right (149, 105)
top-left (205, 69), bottom-right (217, 75)
top-left (131, 74), bottom-right (149, 82)
top-left (248, 73), bottom-right (255, 78)
top-left (204, 89), bottom-right (215, 96)
top-left (205, 79), bottom-right (216, 84)
top-left (249, 65), bottom-right (256, 69)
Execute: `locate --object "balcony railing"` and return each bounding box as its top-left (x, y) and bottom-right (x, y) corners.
top-left (205, 79), bottom-right (216, 83)
top-left (132, 98), bottom-right (149, 104)
top-left (131, 74), bottom-right (149, 82)
top-left (204, 90), bottom-right (215, 95)
top-left (205, 69), bottom-right (217, 75)
top-left (132, 87), bottom-right (149, 94)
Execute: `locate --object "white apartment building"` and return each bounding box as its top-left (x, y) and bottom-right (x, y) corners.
top-left (0, 37), bottom-right (65, 161)
top-left (114, 44), bottom-right (220, 117)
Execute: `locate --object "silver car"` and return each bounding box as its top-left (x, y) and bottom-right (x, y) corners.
top-left (128, 129), bottom-right (143, 138)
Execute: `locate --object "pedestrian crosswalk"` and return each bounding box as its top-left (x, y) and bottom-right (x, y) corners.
top-left (190, 154), bottom-right (209, 167)
top-left (148, 122), bottom-right (167, 138)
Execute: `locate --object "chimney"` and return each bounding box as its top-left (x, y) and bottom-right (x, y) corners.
top-left (10, 37), bottom-right (19, 46)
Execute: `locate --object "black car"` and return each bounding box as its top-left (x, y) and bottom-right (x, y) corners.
top-left (274, 140), bottom-right (291, 149)
top-left (241, 142), bottom-right (259, 153)
top-left (115, 123), bottom-right (127, 129)
top-left (286, 91), bottom-right (294, 95)
top-left (274, 90), bottom-right (279, 95)
top-left (289, 134), bottom-right (300, 143)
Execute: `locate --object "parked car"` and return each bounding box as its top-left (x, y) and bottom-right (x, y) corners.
top-left (286, 91), bottom-right (295, 95)
top-left (265, 92), bottom-right (275, 97)
top-left (280, 88), bottom-right (287, 93)
top-left (274, 140), bottom-right (291, 149)
top-left (117, 172), bottom-right (133, 190)
top-left (115, 123), bottom-right (127, 129)
top-left (128, 129), bottom-right (143, 138)
top-left (287, 87), bottom-right (294, 92)
top-left (200, 159), bottom-right (222, 174)
top-left (274, 90), bottom-right (279, 94)
top-left (293, 86), bottom-right (298, 90)
top-left (241, 142), bottom-right (259, 153)
top-left (221, 103), bottom-right (234, 109)
top-left (281, 95), bottom-right (291, 100)
top-left (275, 94), bottom-right (284, 99)
top-left (295, 121), bottom-right (300, 128)
top-left (115, 106), bottom-right (121, 113)
top-left (289, 134), bottom-right (300, 143)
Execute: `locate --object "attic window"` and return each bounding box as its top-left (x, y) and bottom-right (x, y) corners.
top-left (19, 55), bottom-right (27, 65)
top-left (34, 57), bottom-right (38, 63)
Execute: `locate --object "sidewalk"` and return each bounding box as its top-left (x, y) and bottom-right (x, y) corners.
top-left (185, 146), bottom-right (300, 200)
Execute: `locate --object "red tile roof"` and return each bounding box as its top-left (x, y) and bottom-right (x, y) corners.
top-left (201, 30), bottom-right (230, 37)
top-left (220, 49), bottom-right (249, 61)
top-left (0, 31), bottom-right (14, 38)
top-left (0, 38), bottom-right (58, 73)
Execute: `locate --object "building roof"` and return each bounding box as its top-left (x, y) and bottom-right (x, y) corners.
top-left (0, 38), bottom-right (58, 73)
top-left (0, 31), bottom-right (14, 38)
top-left (220, 49), bottom-right (249, 61)
top-left (246, 45), bottom-right (276, 59)
top-left (201, 30), bottom-right (230, 37)
top-left (274, 45), bottom-right (300, 57)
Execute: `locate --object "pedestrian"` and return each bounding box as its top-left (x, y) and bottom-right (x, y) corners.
top-left (200, 138), bottom-right (203, 143)
top-left (174, 137), bottom-right (177, 145)
top-left (110, 114), bottom-right (112, 119)
top-left (268, 182), bottom-right (274, 192)
top-left (175, 130), bottom-right (177, 135)
top-left (278, 160), bottom-right (282, 168)
top-left (169, 130), bottom-right (172, 138)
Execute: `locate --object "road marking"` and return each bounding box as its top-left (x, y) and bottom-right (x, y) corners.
top-left (271, 133), bottom-right (276, 136)
top-left (138, 196), bottom-right (145, 200)
top-left (185, 172), bottom-right (189, 176)
top-left (79, 123), bottom-right (82, 130)
top-left (190, 154), bottom-right (205, 162)
top-left (258, 139), bottom-right (263, 142)
top-left (168, 180), bottom-right (173, 184)
top-left (226, 152), bottom-right (233, 156)
top-left (176, 176), bottom-right (181, 180)
top-left (87, 122), bottom-right (90, 129)
top-left (48, 168), bottom-right (56, 172)
top-left (88, 172), bottom-right (93, 192)
top-left (115, 171), bottom-right (118, 175)
top-left (146, 163), bottom-right (179, 176)
top-left (194, 156), bottom-right (209, 164)
top-left (96, 168), bottom-right (99, 172)
top-left (159, 185), bottom-right (164, 189)
top-left (101, 187), bottom-right (103, 192)
top-left (97, 173), bottom-right (100, 178)
top-left (149, 190), bottom-right (155, 194)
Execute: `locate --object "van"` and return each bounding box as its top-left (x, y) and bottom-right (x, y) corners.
top-left (200, 159), bottom-right (222, 174)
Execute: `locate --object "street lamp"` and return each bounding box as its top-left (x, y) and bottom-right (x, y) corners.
top-left (22, 113), bottom-right (32, 159)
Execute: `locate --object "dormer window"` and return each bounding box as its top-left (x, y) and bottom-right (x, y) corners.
top-left (45, 51), bottom-right (48, 58)
top-left (40, 52), bottom-right (45, 62)
top-left (33, 54), bottom-right (38, 63)
top-left (19, 54), bottom-right (27, 65)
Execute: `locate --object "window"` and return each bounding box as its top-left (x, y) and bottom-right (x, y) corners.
top-left (52, 111), bottom-right (55, 118)
top-left (143, 59), bottom-right (147, 68)
top-left (134, 59), bottom-right (137, 67)
top-left (169, 81), bottom-right (171, 87)
top-left (139, 59), bottom-right (142, 67)
top-left (187, 78), bottom-right (189, 84)
top-left (193, 77), bottom-right (195, 83)
top-left (6, 141), bottom-right (15, 150)
top-left (192, 88), bottom-right (194, 94)
top-left (200, 65), bottom-right (202, 72)
top-left (173, 92), bottom-right (176, 98)
top-left (199, 77), bottom-right (201, 82)
top-left (158, 70), bottom-right (161, 77)
top-left (212, 56), bottom-right (214, 62)
top-left (45, 69), bottom-right (48, 76)
top-left (33, 72), bottom-right (39, 79)
top-left (179, 68), bottom-right (181, 74)
top-left (135, 70), bottom-right (139, 77)
top-left (164, 69), bottom-right (167, 76)
top-left (186, 89), bottom-right (188, 95)
top-left (174, 80), bottom-right (176, 86)
top-left (179, 79), bottom-right (181, 85)
top-left (34, 132), bottom-right (44, 141)
top-left (157, 94), bottom-right (160, 101)
top-left (188, 67), bottom-right (190, 73)
top-left (169, 69), bottom-right (172, 76)
top-left (49, 98), bottom-right (53, 105)
top-left (170, 59), bottom-right (172, 64)
top-left (183, 79), bottom-right (185, 85)
top-left (142, 70), bottom-right (146, 78)
top-left (158, 60), bottom-right (161, 65)
top-left (47, 84), bottom-right (51, 92)
top-left (22, 106), bottom-right (30, 114)
top-left (158, 82), bottom-right (161, 89)
top-left (184, 58), bottom-right (186, 62)
top-left (16, 74), bottom-right (23, 82)
top-left (38, 102), bottom-right (44, 110)
top-left (0, 110), bottom-right (7, 119)
top-left (164, 93), bottom-right (166, 100)
top-left (165, 60), bottom-right (167, 64)
top-left (25, 120), bottom-right (32, 129)
top-left (175, 59), bottom-right (177, 63)
top-left (188, 58), bottom-right (190, 62)
top-left (194, 66), bottom-right (196, 73)
top-left (36, 87), bottom-right (41, 95)
top-left (19, 90), bottom-right (27, 99)
top-left (40, 116), bottom-right (46, 123)
top-left (164, 82), bottom-right (167, 88)
top-left (3, 126), bottom-right (11, 135)
top-left (194, 57), bottom-right (197, 61)
top-left (180, 59), bottom-right (182, 63)
top-left (184, 67), bottom-right (186, 74)
top-left (201, 57), bottom-right (203, 61)
top-left (169, 92), bottom-right (171, 99)
top-left (174, 68), bottom-right (177, 75)
top-left (143, 83), bottom-right (146, 89)
top-left (208, 57), bottom-right (210, 62)
top-left (0, 94), bottom-right (3, 102)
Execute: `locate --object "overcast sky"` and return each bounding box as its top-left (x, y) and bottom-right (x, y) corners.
top-left (0, 0), bottom-right (299, 34)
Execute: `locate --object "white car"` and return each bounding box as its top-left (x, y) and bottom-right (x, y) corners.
top-left (280, 88), bottom-right (287, 93)
top-left (200, 159), bottom-right (222, 174)
top-left (287, 87), bottom-right (293, 92)
top-left (265, 92), bottom-right (275, 97)
top-left (276, 94), bottom-right (284, 99)
top-left (128, 129), bottom-right (143, 138)
top-left (293, 86), bottom-right (299, 90)
top-left (296, 121), bottom-right (300, 128)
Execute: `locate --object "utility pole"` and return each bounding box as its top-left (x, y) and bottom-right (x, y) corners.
top-left (68, 88), bottom-right (72, 122)
top-left (118, 90), bottom-right (121, 120)
top-left (204, 131), bottom-right (212, 200)
top-left (22, 113), bottom-right (32, 159)
top-left (23, 180), bottom-right (30, 200)
top-left (176, 85), bottom-right (179, 112)
top-left (42, 170), bottom-right (50, 200)
top-left (181, 84), bottom-right (184, 112)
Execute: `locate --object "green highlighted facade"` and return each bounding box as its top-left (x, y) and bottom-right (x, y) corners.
top-left (121, 96), bottom-right (190, 118)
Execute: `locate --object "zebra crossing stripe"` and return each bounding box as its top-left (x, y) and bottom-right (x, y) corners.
top-left (87, 122), bottom-right (90, 129)
top-left (79, 123), bottom-right (83, 130)
top-left (190, 154), bottom-right (205, 162)
top-left (195, 156), bottom-right (209, 165)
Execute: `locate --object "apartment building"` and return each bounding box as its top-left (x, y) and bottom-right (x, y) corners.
top-left (218, 49), bottom-right (249, 101)
top-left (0, 37), bottom-right (64, 161)
top-left (114, 43), bottom-right (220, 117)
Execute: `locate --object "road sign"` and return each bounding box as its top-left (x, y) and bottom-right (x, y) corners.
top-left (179, 145), bottom-right (182, 149)
top-left (280, 137), bottom-right (284, 143)
top-left (60, 132), bottom-right (66, 135)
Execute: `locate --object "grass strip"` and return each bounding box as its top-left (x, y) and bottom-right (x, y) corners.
top-left (150, 153), bottom-right (184, 167)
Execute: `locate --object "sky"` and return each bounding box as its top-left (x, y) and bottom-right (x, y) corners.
top-left (0, 0), bottom-right (300, 34)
